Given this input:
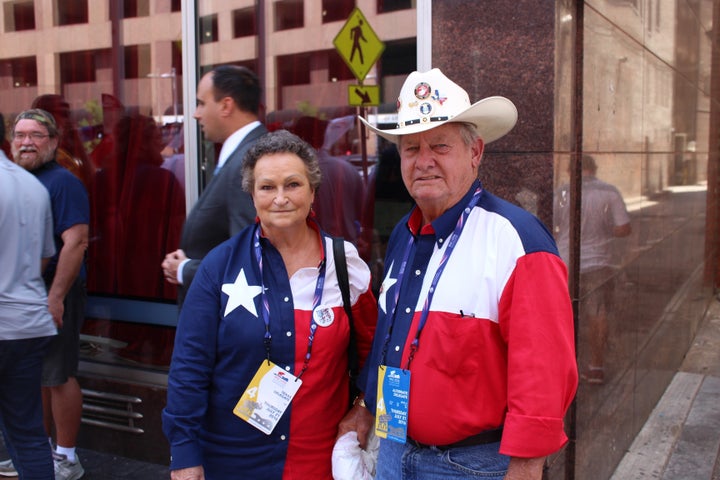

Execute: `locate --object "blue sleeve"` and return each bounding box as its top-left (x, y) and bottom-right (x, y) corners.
top-left (162, 260), bottom-right (221, 470)
top-left (51, 174), bottom-right (89, 235)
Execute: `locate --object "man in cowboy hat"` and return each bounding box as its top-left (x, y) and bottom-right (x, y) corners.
top-left (338, 69), bottom-right (578, 479)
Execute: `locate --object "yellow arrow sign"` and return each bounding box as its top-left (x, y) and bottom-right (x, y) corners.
top-left (333, 8), bottom-right (385, 82)
top-left (348, 85), bottom-right (380, 106)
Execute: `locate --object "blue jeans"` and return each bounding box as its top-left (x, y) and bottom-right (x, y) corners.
top-left (0, 336), bottom-right (54, 479)
top-left (375, 437), bottom-right (510, 479)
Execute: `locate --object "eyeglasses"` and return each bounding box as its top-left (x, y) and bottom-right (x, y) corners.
top-left (13, 132), bottom-right (51, 142)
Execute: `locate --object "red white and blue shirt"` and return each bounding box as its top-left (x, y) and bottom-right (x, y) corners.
top-left (163, 220), bottom-right (377, 479)
top-left (360, 181), bottom-right (578, 458)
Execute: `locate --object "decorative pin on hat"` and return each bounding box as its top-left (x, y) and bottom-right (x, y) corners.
top-left (359, 68), bottom-right (518, 144)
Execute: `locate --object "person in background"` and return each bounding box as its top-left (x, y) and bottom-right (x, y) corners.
top-left (162, 130), bottom-right (377, 479)
top-left (0, 118), bottom-right (56, 480)
top-left (340, 69), bottom-right (578, 480)
top-left (11, 109), bottom-right (90, 480)
top-left (0, 113), bottom-right (11, 158)
top-left (291, 115), bottom-right (366, 246)
top-left (162, 65), bottom-right (268, 307)
top-left (554, 154), bottom-right (631, 384)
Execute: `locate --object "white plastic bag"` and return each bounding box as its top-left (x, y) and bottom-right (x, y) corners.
top-left (331, 430), bottom-right (380, 480)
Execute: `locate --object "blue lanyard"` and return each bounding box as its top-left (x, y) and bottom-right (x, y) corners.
top-left (253, 224), bottom-right (326, 379)
top-left (381, 187), bottom-right (482, 369)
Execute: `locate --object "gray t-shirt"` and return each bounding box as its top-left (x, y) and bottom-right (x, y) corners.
top-left (555, 175), bottom-right (631, 273)
top-left (0, 152), bottom-right (57, 340)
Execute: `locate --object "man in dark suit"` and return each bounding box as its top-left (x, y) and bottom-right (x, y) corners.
top-left (162, 65), bottom-right (268, 306)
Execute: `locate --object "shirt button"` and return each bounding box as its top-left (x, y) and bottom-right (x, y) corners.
top-left (284, 297), bottom-right (290, 302)
top-left (405, 307), bottom-right (411, 313)
top-left (394, 345), bottom-right (400, 352)
top-left (286, 331), bottom-right (292, 337)
top-left (280, 435), bottom-right (287, 440)
top-left (438, 238), bottom-right (444, 243)
top-left (285, 366), bottom-right (291, 371)
top-left (415, 269), bottom-right (421, 276)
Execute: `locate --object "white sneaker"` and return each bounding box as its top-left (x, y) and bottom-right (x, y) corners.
top-left (53, 453), bottom-right (84, 480)
top-left (0, 460), bottom-right (17, 477)
top-left (0, 459), bottom-right (18, 477)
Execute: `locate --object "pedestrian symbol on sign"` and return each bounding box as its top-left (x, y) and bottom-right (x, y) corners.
top-left (350, 19), bottom-right (366, 64)
top-left (333, 8), bottom-right (384, 82)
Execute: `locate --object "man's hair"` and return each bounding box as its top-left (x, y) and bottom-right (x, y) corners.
top-left (242, 130), bottom-right (322, 193)
top-left (211, 65), bottom-right (261, 114)
top-left (582, 154), bottom-right (598, 173)
top-left (13, 108), bottom-right (60, 138)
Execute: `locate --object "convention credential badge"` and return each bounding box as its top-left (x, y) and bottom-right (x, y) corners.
top-left (233, 361), bottom-right (302, 435)
top-left (374, 365), bottom-right (410, 443)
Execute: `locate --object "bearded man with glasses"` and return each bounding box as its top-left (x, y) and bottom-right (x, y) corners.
top-left (6, 109), bottom-right (90, 480)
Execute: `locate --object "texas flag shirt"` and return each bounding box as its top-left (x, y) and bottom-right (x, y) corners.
top-left (361, 180), bottom-right (578, 459)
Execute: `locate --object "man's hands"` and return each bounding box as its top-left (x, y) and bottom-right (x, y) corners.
top-left (504, 456), bottom-right (546, 480)
top-left (162, 249), bottom-right (188, 285)
top-left (337, 397), bottom-right (375, 449)
top-left (171, 466), bottom-right (204, 480)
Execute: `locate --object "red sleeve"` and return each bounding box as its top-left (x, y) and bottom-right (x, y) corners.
top-left (498, 252), bottom-right (578, 458)
top-left (351, 287), bottom-right (377, 369)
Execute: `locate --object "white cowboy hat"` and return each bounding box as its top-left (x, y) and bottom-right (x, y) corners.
top-left (359, 68), bottom-right (518, 144)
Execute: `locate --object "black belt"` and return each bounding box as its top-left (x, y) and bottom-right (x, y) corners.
top-left (407, 427), bottom-right (503, 451)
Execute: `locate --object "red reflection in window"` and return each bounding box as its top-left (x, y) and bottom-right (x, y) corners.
top-left (9, 56), bottom-right (37, 87)
top-left (274, 0), bottom-right (303, 30)
top-left (233, 7), bottom-right (257, 38)
top-left (56, 0), bottom-right (88, 25)
top-left (9, 1), bottom-right (35, 31)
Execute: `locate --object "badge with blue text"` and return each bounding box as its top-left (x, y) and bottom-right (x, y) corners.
top-left (233, 361), bottom-right (302, 434)
top-left (375, 365), bottom-right (410, 443)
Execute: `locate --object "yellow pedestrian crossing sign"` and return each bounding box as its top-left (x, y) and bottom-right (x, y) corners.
top-left (348, 85), bottom-right (380, 106)
top-left (333, 8), bottom-right (385, 82)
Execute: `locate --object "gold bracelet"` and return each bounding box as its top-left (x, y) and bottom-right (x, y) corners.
top-left (353, 395), bottom-right (367, 408)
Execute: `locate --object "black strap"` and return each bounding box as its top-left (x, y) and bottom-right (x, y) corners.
top-left (333, 237), bottom-right (359, 393)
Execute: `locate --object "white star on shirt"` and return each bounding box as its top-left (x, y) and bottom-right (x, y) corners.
top-left (378, 262), bottom-right (398, 314)
top-left (221, 268), bottom-right (263, 318)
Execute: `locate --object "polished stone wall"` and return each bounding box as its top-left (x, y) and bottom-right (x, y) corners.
top-left (431, 1), bottom-right (719, 478)
top-left (431, 0), bottom-right (557, 228)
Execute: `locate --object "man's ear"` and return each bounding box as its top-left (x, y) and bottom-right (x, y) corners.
top-left (471, 137), bottom-right (485, 169)
top-left (219, 96), bottom-right (234, 117)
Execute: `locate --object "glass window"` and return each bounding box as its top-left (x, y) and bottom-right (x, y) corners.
top-left (199, 14), bottom-right (219, 44)
top-left (233, 7), bottom-right (256, 38)
top-left (56, 0), bottom-right (88, 26)
top-left (377, 0), bottom-right (413, 14)
top-left (3, 1), bottom-right (36, 32)
top-left (274, 0), bottom-right (304, 31)
top-left (0, 6), bottom-right (188, 370)
top-left (8, 56), bottom-right (37, 87)
top-left (328, 50), bottom-right (355, 82)
top-left (59, 50), bottom-right (96, 84)
top-left (124, 45), bottom-right (151, 79)
top-left (322, 0), bottom-right (354, 23)
top-left (276, 52), bottom-right (312, 87)
top-left (122, 0), bottom-right (150, 18)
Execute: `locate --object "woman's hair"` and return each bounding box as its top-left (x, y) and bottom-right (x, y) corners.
top-left (242, 129), bottom-right (322, 193)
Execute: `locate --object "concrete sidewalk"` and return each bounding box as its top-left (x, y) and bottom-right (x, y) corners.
top-left (0, 443), bottom-right (169, 479)
top-left (611, 296), bottom-right (720, 480)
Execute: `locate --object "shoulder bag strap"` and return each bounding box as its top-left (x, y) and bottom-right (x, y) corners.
top-left (333, 237), bottom-right (360, 386)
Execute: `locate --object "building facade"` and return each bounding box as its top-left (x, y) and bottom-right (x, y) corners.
top-left (0, 0), bottom-right (717, 478)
